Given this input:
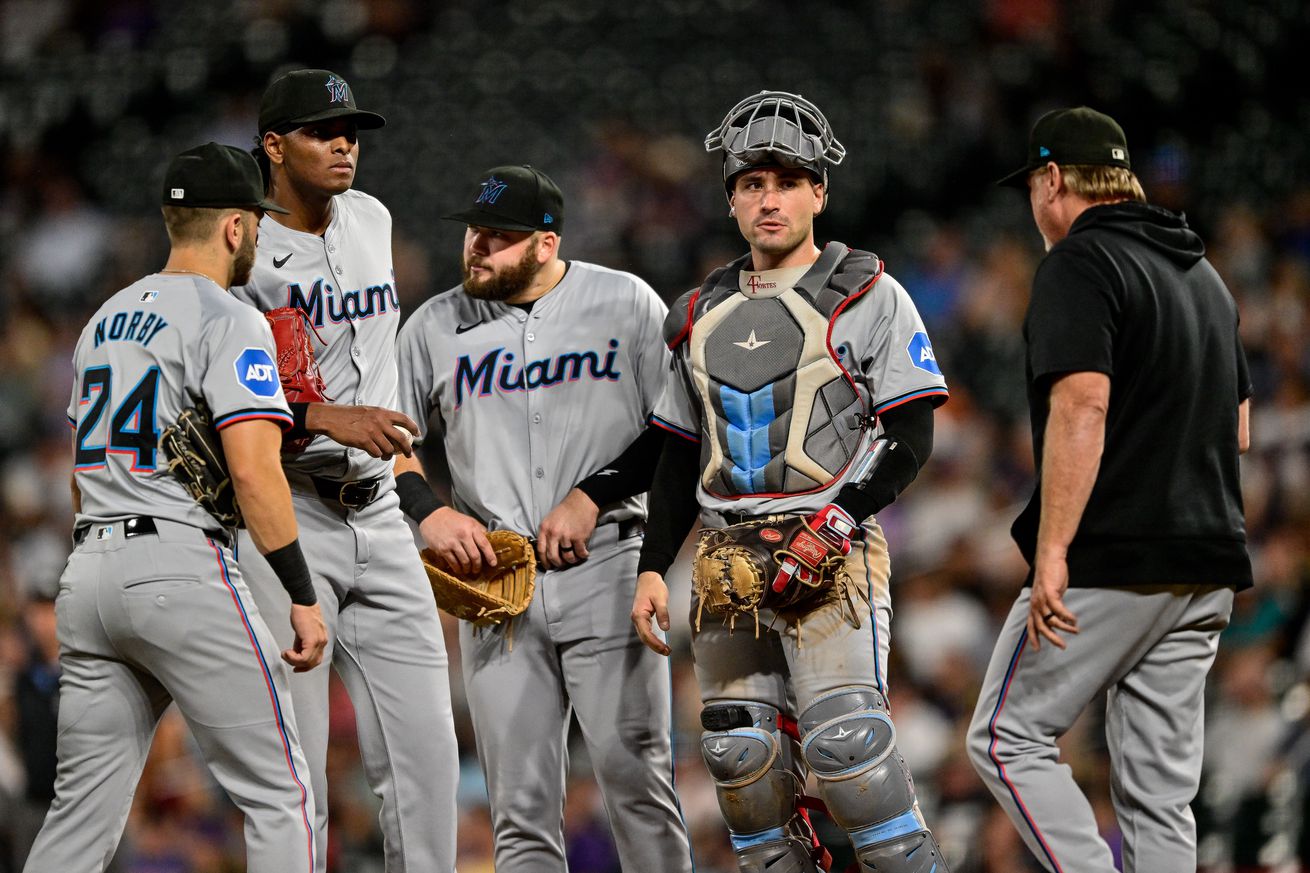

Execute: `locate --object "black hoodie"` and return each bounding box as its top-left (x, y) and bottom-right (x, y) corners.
top-left (1011, 201), bottom-right (1253, 589)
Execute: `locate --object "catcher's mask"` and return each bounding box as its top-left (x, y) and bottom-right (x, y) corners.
top-left (705, 90), bottom-right (846, 211)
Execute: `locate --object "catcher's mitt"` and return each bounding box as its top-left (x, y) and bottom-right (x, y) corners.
top-left (693, 516), bottom-right (850, 634)
top-left (159, 400), bottom-right (241, 528)
top-left (422, 530), bottom-right (537, 626)
top-left (265, 306), bottom-right (329, 454)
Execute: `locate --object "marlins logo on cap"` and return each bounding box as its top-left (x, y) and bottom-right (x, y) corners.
top-left (325, 74), bottom-right (349, 104)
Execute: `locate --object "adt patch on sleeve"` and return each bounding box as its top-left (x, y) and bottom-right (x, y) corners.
top-left (235, 347), bottom-right (280, 397)
top-left (906, 332), bottom-right (942, 375)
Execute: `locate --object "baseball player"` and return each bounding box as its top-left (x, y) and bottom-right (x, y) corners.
top-left (234, 69), bottom-right (458, 872)
top-left (29, 143), bottom-right (326, 873)
top-left (392, 164), bottom-right (694, 873)
top-left (967, 108), bottom-right (1253, 873)
top-left (632, 91), bottom-right (952, 873)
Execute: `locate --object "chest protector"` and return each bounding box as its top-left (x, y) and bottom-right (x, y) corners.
top-left (665, 242), bottom-right (883, 498)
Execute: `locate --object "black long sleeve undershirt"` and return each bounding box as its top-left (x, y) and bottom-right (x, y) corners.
top-left (575, 425), bottom-right (666, 507)
top-left (636, 434), bottom-right (701, 575)
top-left (833, 397), bottom-right (935, 522)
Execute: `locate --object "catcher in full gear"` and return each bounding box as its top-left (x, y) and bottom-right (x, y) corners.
top-left (632, 91), bottom-right (952, 873)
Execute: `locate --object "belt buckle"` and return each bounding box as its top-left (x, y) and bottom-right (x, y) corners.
top-left (338, 479), bottom-right (378, 509)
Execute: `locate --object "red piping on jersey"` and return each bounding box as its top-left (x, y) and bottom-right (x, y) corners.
top-left (215, 410), bottom-right (296, 432)
top-left (650, 416), bottom-right (700, 444)
top-left (705, 263), bottom-right (883, 502)
top-left (667, 288), bottom-right (701, 350)
top-left (874, 387), bottom-right (950, 415)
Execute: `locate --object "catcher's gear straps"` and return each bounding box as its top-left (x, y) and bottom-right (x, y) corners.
top-left (800, 687), bottom-right (947, 873)
top-left (700, 701), bottom-right (827, 872)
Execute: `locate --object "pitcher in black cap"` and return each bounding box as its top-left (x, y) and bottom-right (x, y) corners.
top-left (233, 69), bottom-right (461, 873)
top-left (27, 141), bottom-right (327, 873)
top-left (969, 106), bottom-right (1253, 873)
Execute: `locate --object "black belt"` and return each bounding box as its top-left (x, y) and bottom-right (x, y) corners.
top-left (715, 510), bottom-right (864, 539)
top-left (310, 474), bottom-right (385, 509)
top-left (615, 518), bottom-right (645, 540)
top-left (719, 510), bottom-right (770, 526)
top-left (73, 516), bottom-right (230, 547)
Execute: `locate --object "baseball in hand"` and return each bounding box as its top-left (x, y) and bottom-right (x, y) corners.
top-left (393, 424), bottom-right (414, 447)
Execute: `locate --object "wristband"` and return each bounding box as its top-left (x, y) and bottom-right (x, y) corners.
top-left (396, 470), bottom-right (444, 524)
top-left (264, 539), bottom-right (317, 606)
top-left (286, 402), bottom-right (311, 440)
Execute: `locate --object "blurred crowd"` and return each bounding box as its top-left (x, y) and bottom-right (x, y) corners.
top-left (0, 0), bottom-right (1307, 871)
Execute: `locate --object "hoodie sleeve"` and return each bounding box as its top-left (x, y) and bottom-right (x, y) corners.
top-left (1026, 248), bottom-right (1119, 385)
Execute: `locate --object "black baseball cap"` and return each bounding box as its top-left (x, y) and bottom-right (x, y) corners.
top-left (997, 106), bottom-right (1132, 188)
top-left (162, 142), bottom-right (289, 213)
top-left (258, 69), bottom-right (386, 136)
top-left (443, 165), bottom-right (564, 234)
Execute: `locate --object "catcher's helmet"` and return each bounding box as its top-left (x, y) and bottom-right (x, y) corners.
top-left (705, 90), bottom-right (845, 204)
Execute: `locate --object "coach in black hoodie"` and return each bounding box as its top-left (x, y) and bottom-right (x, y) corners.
top-left (967, 107), bottom-right (1253, 873)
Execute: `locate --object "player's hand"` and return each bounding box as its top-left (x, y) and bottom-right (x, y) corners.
top-left (537, 488), bottom-right (599, 569)
top-left (771, 504), bottom-right (857, 595)
top-left (1028, 551), bottom-right (1079, 651)
top-left (631, 571), bottom-right (671, 656)
top-left (283, 603), bottom-right (328, 672)
top-left (305, 402), bottom-right (418, 460)
top-left (420, 506), bottom-right (498, 575)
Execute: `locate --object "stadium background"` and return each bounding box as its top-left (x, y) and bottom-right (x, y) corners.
top-left (0, 0), bottom-right (1307, 870)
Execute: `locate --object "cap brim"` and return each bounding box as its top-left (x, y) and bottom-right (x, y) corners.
top-left (996, 163), bottom-right (1037, 188)
top-left (279, 107), bottom-right (387, 132)
top-left (441, 209), bottom-right (540, 232)
top-left (258, 196), bottom-right (291, 215)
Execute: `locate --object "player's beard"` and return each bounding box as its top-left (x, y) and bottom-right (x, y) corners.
top-left (462, 237), bottom-right (541, 302)
top-left (232, 228), bottom-right (257, 287)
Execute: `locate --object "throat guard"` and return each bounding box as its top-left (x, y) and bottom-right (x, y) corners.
top-left (675, 242), bottom-right (883, 498)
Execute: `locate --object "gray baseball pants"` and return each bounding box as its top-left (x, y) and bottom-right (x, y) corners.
top-left (241, 483), bottom-right (459, 873)
top-left (967, 584), bottom-right (1234, 873)
top-left (460, 525), bottom-right (693, 873)
top-left (26, 518), bottom-right (315, 873)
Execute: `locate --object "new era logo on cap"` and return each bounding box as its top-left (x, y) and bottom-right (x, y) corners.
top-left (171, 188), bottom-right (184, 199)
top-left (1112, 147), bottom-right (1126, 160)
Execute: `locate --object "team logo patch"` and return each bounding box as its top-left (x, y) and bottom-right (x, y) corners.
top-left (760, 528), bottom-right (782, 543)
top-left (476, 176), bottom-right (508, 205)
top-left (906, 332), bottom-right (941, 376)
top-left (234, 347), bottom-right (279, 398)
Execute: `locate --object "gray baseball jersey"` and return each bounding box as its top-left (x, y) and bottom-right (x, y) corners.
top-left (395, 262), bottom-right (694, 873)
top-left (232, 188), bottom-right (400, 481)
top-left (653, 265), bottom-right (948, 519)
top-left (32, 272), bottom-right (315, 873)
top-left (396, 261), bottom-right (666, 531)
top-left (233, 189), bottom-right (460, 873)
top-left (69, 273), bottom-right (291, 526)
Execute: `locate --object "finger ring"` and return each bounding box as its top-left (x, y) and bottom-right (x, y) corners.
top-left (561, 545), bottom-right (574, 552)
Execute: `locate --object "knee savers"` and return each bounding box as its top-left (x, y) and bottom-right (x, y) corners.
top-left (700, 701), bottom-right (819, 872)
top-left (801, 687), bottom-right (947, 873)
